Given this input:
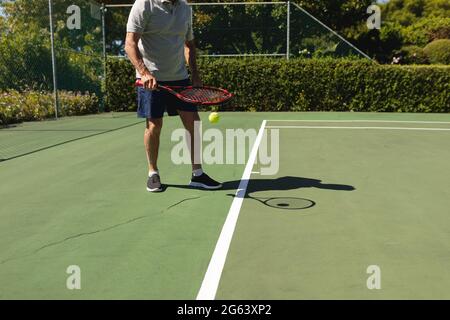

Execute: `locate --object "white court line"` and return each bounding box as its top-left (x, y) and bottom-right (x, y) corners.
top-left (266, 120), bottom-right (450, 124)
top-left (196, 120), bottom-right (267, 300)
top-left (266, 126), bottom-right (450, 131)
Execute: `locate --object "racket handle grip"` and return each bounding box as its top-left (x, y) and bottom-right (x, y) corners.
top-left (135, 79), bottom-right (160, 89)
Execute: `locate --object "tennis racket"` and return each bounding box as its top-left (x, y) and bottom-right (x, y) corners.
top-left (135, 80), bottom-right (234, 106)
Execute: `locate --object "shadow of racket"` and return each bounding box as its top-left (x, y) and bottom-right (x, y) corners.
top-left (228, 193), bottom-right (315, 210)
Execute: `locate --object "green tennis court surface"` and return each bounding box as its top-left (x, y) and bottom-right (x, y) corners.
top-left (1, 112), bottom-right (450, 299)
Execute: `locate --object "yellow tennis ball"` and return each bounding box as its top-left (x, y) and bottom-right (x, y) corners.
top-left (208, 112), bottom-right (220, 124)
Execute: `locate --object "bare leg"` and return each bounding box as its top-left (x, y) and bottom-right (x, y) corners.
top-left (144, 118), bottom-right (163, 173)
top-left (178, 110), bottom-right (202, 171)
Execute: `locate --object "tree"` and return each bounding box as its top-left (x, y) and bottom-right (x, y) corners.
top-left (343, 0), bottom-right (449, 63)
top-left (294, 0), bottom-right (374, 32)
top-left (384, 0), bottom-right (450, 24)
top-left (383, 0), bottom-right (450, 49)
top-left (2, 0), bottom-right (102, 53)
top-left (0, 0), bottom-right (102, 91)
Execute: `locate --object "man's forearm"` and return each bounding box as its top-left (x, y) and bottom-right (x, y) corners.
top-left (129, 48), bottom-right (149, 75)
top-left (134, 57), bottom-right (149, 76)
top-left (125, 37), bottom-right (150, 76)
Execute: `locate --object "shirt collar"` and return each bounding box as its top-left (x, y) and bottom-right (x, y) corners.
top-left (161, 0), bottom-right (178, 5)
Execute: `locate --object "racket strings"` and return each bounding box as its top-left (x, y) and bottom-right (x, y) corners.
top-left (180, 88), bottom-right (230, 103)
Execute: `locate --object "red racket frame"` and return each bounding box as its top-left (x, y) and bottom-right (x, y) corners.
top-left (135, 80), bottom-right (234, 106)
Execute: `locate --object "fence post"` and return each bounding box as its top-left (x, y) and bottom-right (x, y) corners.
top-left (48, 0), bottom-right (59, 119)
top-left (286, 1), bottom-right (290, 60)
top-left (101, 3), bottom-right (107, 112)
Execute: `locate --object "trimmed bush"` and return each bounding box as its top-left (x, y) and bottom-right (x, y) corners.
top-left (396, 46), bottom-right (429, 65)
top-left (105, 58), bottom-right (137, 112)
top-left (423, 39), bottom-right (450, 65)
top-left (0, 91), bottom-right (99, 126)
top-left (105, 57), bottom-right (450, 113)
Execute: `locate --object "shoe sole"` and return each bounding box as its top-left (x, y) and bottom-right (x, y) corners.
top-left (189, 181), bottom-right (223, 190)
top-left (147, 187), bottom-right (163, 192)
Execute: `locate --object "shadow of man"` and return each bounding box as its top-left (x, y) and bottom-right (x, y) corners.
top-left (166, 176), bottom-right (355, 196)
top-left (244, 176), bottom-right (355, 194)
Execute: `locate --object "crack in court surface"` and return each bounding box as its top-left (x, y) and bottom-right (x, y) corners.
top-left (0, 196), bottom-right (203, 266)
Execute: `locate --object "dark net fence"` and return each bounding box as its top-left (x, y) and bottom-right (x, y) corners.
top-left (0, 0), bottom-right (105, 125)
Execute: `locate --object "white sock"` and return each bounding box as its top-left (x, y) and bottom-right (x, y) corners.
top-left (149, 170), bottom-right (159, 177)
top-left (193, 168), bottom-right (204, 177)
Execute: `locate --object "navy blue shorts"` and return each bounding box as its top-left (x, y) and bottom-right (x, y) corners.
top-left (137, 78), bottom-right (197, 119)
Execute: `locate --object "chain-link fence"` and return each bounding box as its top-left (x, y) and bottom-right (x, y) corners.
top-left (53, 1), bottom-right (104, 94)
top-left (192, 2), bottom-right (289, 57)
top-left (103, 1), bottom-right (369, 59)
top-left (1, 1), bottom-right (55, 92)
top-left (0, 0), bottom-right (105, 124)
top-left (1, 1), bottom-right (369, 123)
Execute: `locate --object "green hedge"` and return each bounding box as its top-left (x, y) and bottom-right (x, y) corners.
top-left (106, 58), bottom-right (450, 113)
top-left (105, 58), bottom-right (137, 112)
top-left (423, 39), bottom-right (450, 65)
top-left (396, 46), bottom-right (430, 65)
top-left (0, 91), bottom-right (99, 125)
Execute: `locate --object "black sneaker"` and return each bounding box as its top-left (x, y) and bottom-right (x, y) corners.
top-left (189, 173), bottom-right (222, 190)
top-left (147, 174), bottom-right (163, 192)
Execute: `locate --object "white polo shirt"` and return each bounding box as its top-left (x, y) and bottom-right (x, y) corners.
top-left (127, 0), bottom-right (194, 81)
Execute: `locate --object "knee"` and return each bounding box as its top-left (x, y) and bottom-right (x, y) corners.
top-left (146, 119), bottom-right (163, 135)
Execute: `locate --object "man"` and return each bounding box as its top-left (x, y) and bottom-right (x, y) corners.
top-left (125, 0), bottom-right (222, 192)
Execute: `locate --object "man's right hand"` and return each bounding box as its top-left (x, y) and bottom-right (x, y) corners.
top-left (141, 71), bottom-right (158, 91)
